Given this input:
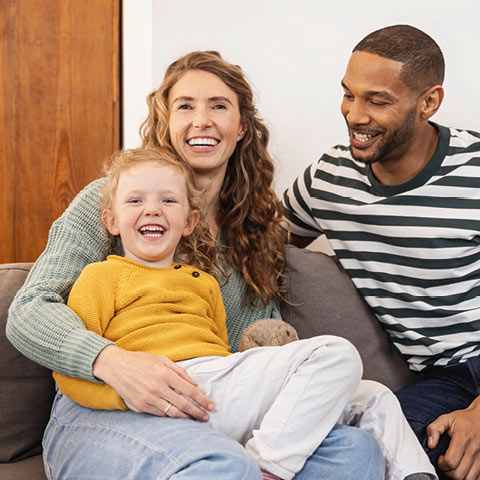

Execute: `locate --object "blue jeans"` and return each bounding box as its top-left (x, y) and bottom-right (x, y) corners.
top-left (395, 356), bottom-right (480, 478)
top-left (43, 392), bottom-right (385, 479)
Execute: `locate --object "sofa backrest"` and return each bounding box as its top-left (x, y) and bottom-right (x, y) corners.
top-left (0, 263), bottom-right (56, 463)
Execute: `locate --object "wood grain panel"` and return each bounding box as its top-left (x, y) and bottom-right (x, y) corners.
top-left (0, 1), bottom-right (16, 262)
top-left (0, 0), bottom-right (120, 263)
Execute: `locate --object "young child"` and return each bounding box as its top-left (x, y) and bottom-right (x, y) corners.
top-left (53, 148), bottom-right (436, 480)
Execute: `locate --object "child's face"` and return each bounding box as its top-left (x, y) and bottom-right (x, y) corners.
top-left (102, 163), bottom-right (199, 268)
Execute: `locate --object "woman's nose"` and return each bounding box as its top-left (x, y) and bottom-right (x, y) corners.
top-left (192, 106), bottom-right (212, 129)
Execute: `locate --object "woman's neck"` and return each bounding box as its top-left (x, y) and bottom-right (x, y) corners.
top-left (195, 173), bottom-right (223, 238)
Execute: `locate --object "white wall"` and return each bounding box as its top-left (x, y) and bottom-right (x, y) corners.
top-left (123, 0), bottom-right (480, 195)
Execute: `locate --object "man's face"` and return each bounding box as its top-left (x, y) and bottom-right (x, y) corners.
top-left (341, 51), bottom-right (419, 165)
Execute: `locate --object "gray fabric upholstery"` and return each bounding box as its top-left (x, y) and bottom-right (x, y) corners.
top-left (0, 263), bottom-right (50, 478)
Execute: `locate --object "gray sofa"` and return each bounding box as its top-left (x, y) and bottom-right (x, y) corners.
top-left (0, 246), bottom-right (419, 479)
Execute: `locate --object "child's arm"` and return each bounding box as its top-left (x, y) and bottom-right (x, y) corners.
top-left (53, 262), bottom-right (127, 410)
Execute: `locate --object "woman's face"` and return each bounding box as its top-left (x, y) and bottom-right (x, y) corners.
top-left (168, 70), bottom-right (246, 180)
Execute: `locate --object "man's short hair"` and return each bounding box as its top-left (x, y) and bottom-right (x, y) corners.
top-left (353, 24), bottom-right (445, 93)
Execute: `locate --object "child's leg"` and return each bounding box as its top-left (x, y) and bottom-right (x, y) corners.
top-left (182, 336), bottom-right (362, 480)
top-left (338, 380), bottom-right (437, 480)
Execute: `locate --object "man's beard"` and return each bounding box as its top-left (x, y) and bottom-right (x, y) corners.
top-left (349, 107), bottom-right (417, 165)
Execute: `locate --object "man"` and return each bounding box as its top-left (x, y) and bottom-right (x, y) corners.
top-left (283, 24), bottom-right (480, 480)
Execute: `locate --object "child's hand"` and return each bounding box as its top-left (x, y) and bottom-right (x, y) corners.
top-left (93, 345), bottom-right (214, 420)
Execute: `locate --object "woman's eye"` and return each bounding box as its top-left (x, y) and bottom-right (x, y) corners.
top-left (178, 104), bottom-right (192, 110)
top-left (212, 104), bottom-right (227, 110)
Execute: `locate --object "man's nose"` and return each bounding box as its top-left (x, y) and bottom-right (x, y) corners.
top-left (345, 99), bottom-right (369, 126)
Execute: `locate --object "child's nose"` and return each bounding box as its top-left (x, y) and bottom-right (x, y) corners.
top-left (144, 202), bottom-right (163, 216)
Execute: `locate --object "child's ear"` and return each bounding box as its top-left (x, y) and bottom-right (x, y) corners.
top-left (183, 210), bottom-right (200, 236)
top-left (102, 209), bottom-right (120, 236)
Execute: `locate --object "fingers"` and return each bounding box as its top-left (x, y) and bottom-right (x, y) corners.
top-left (427, 414), bottom-right (450, 449)
top-left (159, 356), bottom-right (198, 387)
top-left (436, 418), bottom-right (480, 480)
top-left (168, 372), bottom-right (214, 414)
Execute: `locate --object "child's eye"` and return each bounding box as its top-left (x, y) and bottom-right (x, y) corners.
top-left (127, 199), bottom-right (141, 204)
top-left (163, 198), bottom-right (177, 204)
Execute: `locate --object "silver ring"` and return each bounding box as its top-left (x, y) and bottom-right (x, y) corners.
top-left (163, 402), bottom-right (172, 415)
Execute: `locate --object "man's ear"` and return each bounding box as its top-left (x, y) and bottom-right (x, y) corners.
top-left (419, 85), bottom-right (444, 120)
top-left (183, 210), bottom-right (200, 236)
top-left (102, 209), bottom-right (119, 236)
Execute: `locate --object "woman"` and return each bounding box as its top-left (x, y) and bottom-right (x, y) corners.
top-left (7, 51), bottom-right (384, 479)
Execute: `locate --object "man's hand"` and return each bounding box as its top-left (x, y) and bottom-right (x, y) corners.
top-left (93, 345), bottom-right (214, 420)
top-left (427, 396), bottom-right (480, 480)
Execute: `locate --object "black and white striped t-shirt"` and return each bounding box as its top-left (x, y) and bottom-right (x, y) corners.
top-left (283, 123), bottom-right (480, 371)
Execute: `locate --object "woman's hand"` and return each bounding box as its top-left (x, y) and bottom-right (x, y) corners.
top-left (93, 345), bottom-right (214, 420)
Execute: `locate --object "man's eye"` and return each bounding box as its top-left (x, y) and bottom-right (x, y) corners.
top-left (343, 93), bottom-right (353, 99)
top-left (371, 100), bottom-right (388, 106)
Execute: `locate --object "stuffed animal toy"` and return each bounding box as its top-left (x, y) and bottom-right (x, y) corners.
top-left (238, 318), bottom-right (299, 352)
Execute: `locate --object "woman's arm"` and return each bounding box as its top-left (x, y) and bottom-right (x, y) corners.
top-left (6, 178), bottom-right (115, 381)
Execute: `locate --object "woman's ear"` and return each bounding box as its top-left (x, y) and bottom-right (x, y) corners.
top-left (419, 85), bottom-right (444, 120)
top-left (237, 122), bottom-right (247, 141)
top-left (183, 210), bottom-right (200, 236)
top-left (102, 209), bottom-right (119, 236)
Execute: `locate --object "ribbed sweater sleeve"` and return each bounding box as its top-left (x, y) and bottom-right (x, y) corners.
top-left (6, 178), bottom-right (117, 381)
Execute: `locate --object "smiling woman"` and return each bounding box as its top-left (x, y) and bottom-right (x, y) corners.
top-left (168, 70), bottom-right (246, 185)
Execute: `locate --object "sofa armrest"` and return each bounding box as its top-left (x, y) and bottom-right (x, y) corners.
top-left (0, 263), bottom-right (55, 464)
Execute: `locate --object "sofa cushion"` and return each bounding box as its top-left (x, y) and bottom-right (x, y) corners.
top-left (281, 246), bottom-right (419, 391)
top-left (0, 454), bottom-right (46, 479)
top-left (0, 263), bottom-right (55, 463)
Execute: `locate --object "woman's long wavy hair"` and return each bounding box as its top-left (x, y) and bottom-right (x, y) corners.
top-left (101, 148), bottom-right (223, 276)
top-left (140, 51), bottom-right (286, 307)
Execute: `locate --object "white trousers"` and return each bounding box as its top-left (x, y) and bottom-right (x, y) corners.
top-left (180, 336), bottom-right (435, 480)
top-left (340, 380), bottom-right (436, 480)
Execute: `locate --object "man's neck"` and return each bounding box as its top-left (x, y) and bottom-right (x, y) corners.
top-left (372, 123), bottom-right (439, 186)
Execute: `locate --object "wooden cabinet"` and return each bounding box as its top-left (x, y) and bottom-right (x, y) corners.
top-left (0, 0), bottom-right (121, 262)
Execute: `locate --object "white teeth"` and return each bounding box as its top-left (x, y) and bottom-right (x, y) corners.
top-left (187, 137), bottom-right (219, 147)
top-left (353, 132), bottom-right (374, 142)
top-left (140, 225), bottom-right (165, 236)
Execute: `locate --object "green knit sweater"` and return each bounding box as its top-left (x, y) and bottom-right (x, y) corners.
top-left (6, 178), bottom-right (281, 381)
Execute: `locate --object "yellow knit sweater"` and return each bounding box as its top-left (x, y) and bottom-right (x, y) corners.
top-left (53, 255), bottom-right (230, 410)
